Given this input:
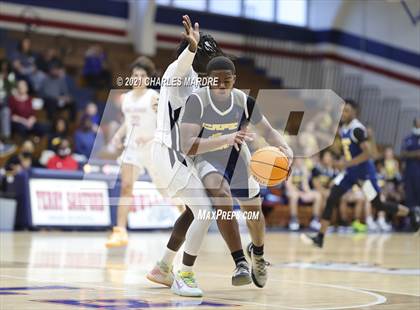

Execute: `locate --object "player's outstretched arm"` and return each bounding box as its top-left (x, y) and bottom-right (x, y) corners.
top-left (173, 15), bottom-right (199, 78)
top-left (254, 116), bottom-right (293, 167)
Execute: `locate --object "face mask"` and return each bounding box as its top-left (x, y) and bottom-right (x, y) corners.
top-left (413, 127), bottom-right (420, 135)
top-left (58, 147), bottom-right (71, 158)
top-left (21, 151), bottom-right (33, 159)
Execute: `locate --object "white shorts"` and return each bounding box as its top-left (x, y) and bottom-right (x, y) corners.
top-left (151, 142), bottom-right (199, 197)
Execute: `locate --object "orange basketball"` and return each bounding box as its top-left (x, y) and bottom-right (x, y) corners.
top-left (250, 146), bottom-right (289, 187)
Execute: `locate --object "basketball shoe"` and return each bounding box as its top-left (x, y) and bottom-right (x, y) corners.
top-left (146, 261), bottom-right (174, 287)
top-left (105, 227), bottom-right (128, 248)
top-left (232, 261), bottom-right (252, 286)
top-left (171, 271), bottom-right (203, 297)
top-left (246, 243), bottom-right (268, 288)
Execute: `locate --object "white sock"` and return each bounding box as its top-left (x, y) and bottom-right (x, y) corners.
top-left (180, 264), bottom-right (193, 273)
top-left (161, 248), bottom-right (176, 266)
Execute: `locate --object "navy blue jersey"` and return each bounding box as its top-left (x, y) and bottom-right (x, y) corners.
top-left (339, 118), bottom-right (375, 173)
top-left (335, 118), bottom-right (380, 199)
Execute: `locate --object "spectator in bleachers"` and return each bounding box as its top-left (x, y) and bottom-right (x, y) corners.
top-left (36, 48), bottom-right (61, 73)
top-left (366, 125), bottom-right (380, 160)
top-left (11, 38), bottom-right (36, 87)
top-left (46, 138), bottom-right (78, 171)
top-left (84, 101), bottom-right (100, 131)
top-left (0, 59), bottom-right (16, 141)
top-left (381, 147), bottom-right (402, 202)
top-left (5, 139), bottom-right (40, 175)
top-left (47, 117), bottom-right (68, 151)
top-left (311, 150), bottom-right (337, 211)
top-left (39, 62), bottom-right (75, 120)
top-left (74, 115), bottom-right (104, 159)
top-left (401, 117), bottom-right (420, 229)
top-left (33, 48), bottom-right (63, 92)
top-left (82, 44), bottom-right (110, 89)
top-left (9, 79), bottom-right (47, 138)
top-left (286, 158), bottom-right (322, 231)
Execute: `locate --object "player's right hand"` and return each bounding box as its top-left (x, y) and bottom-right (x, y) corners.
top-left (181, 15), bottom-right (199, 53)
top-left (226, 130), bottom-right (255, 151)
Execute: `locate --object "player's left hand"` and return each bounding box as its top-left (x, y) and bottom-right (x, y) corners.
top-left (181, 15), bottom-right (199, 52)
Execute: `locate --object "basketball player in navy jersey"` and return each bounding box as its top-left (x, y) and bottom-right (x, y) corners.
top-left (302, 100), bottom-right (420, 248)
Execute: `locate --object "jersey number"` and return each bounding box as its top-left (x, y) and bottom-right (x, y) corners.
top-left (341, 138), bottom-right (352, 161)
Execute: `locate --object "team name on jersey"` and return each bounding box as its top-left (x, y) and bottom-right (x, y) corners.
top-left (203, 122), bottom-right (238, 131)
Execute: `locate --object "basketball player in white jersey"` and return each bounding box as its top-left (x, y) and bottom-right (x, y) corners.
top-left (106, 57), bottom-right (159, 247)
top-left (146, 15), bottom-right (238, 297)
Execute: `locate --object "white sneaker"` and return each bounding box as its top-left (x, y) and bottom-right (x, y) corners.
top-left (146, 261), bottom-right (174, 287)
top-left (366, 218), bottom-right (379, 232)
top-left (171, 271), bottom-right (203, 297)
top-left (378, 219), bottom-right (392, 232)
top-left (288, 219), bottom-right (300, 231)
top-left (246, 244), bottom-right (268, 288)
top-left (309, 219), bottom-right (321, 231)
top-left (232, 261), bottom-right (252, 286)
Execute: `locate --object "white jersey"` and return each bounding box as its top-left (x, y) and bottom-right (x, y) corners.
top-left (122, 88), bottom-right (158, 147)
top-left (154, 47), bottom-right (198, 150)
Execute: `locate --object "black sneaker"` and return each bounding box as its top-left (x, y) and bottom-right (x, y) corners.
top-left (300, 233), bottom-right (323, 248)
top-left (232, 261), bottom-right (252, 286)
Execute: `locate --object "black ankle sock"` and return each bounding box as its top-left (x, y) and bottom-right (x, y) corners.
top-left (318, 232), bottom-right (324, 240)
top-left (252, 244), bottom-right (264, 256)
top-left (232, 249), bottom-right (246, 266)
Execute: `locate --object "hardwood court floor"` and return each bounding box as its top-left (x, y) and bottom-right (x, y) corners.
top-left (0, 231), bottom-right (419, 309)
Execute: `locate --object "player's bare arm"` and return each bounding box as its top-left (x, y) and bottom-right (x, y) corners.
top-left (180, 122), bottom-right (254, 155)
top-left (339, 140), bottom-right (371, 169)
top-left (111, 123), bottom-right (126, 149)
top-left (254, 116), bottom-right (293, 165)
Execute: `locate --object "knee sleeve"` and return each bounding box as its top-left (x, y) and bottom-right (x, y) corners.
top-left (184, 216), bottom-right (212, 256)
top-left (371, 195), bottom-right (399, 215)
top-left (322, 185), bottom-right (346, 221)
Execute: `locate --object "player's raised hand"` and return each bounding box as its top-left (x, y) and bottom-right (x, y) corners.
top-left (181, 15), bottom-right (199, 52)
